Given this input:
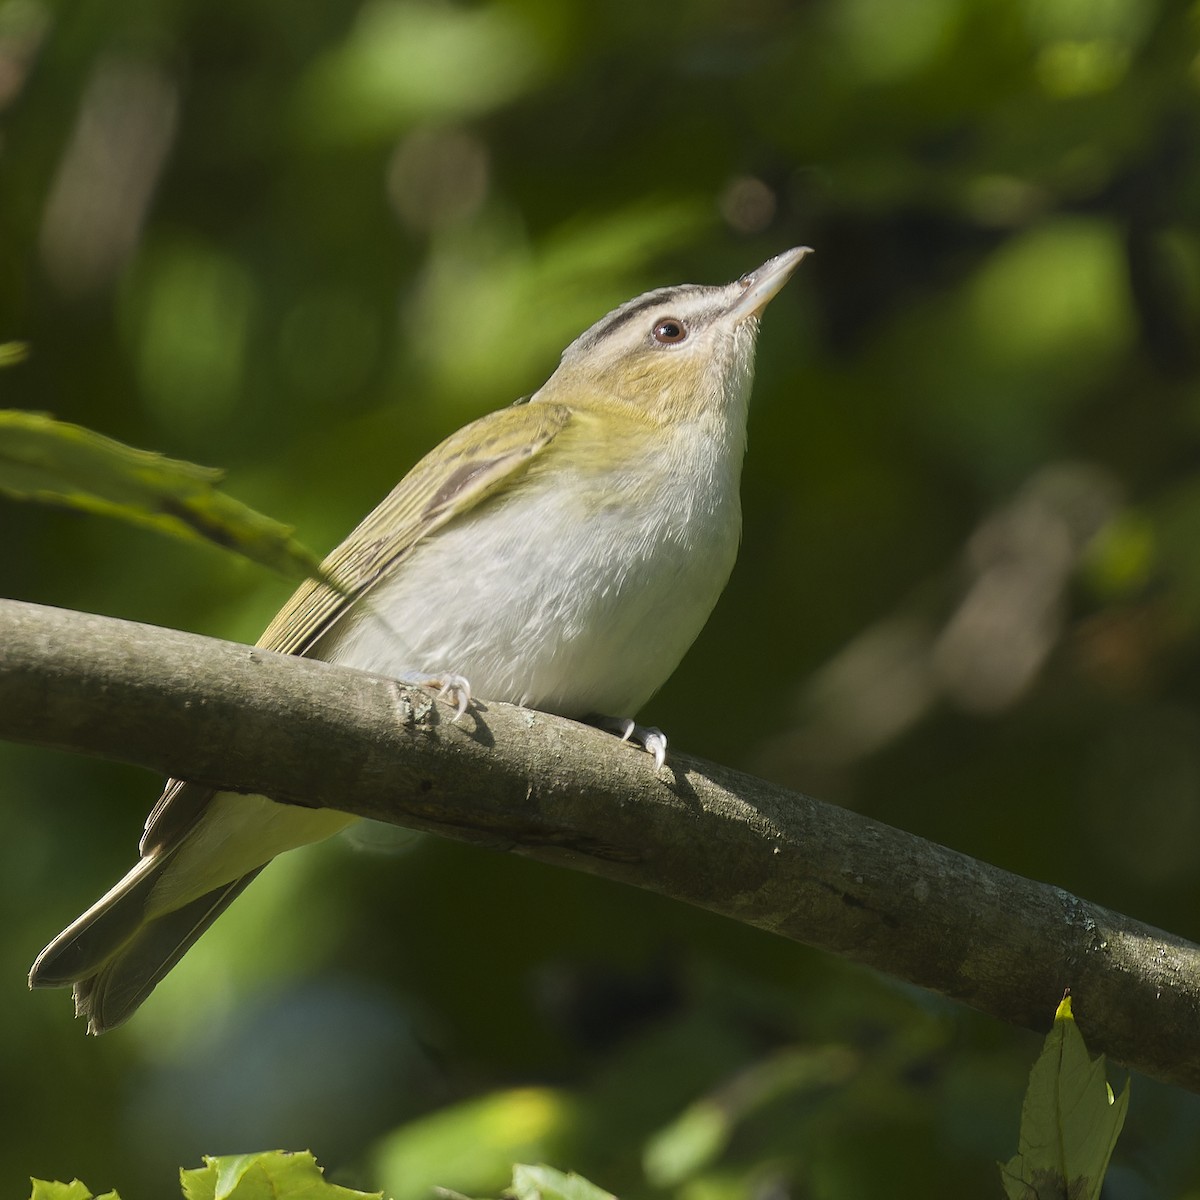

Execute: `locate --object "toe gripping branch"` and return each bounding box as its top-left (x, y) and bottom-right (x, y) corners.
top-left (592, 715), bottom-right (668, 770)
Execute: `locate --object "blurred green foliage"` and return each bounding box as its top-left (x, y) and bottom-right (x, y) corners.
top-left (4, 0), bottom-right (1200, 1196)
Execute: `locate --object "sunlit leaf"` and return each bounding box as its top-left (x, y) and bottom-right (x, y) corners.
top-left (999, 995), bottom-right (1129, 1200)
top-left (29, 1182), bottom-right (116, 1200)
top-left (0, 410), bottom-right (323, 581)
top-left (32, 1154), bottom-right (378, 1200)
top-left (179, 1151), bottom-right (380, 1200)
top-left (508, 1164), bottom-right (614, 1200)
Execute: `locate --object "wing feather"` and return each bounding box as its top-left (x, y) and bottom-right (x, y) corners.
top-left (258, 400), bottom-right (573, 656)
top-left (140, 400), bottom-right (573, 856)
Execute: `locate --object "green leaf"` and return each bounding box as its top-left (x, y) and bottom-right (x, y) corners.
top-left (507, 1164), bottom-right (615, 1200)
top-left (29, 1182), bottom-right (119, 1200)
top-left (0, 410), bottom-right (323, 581)
top-left (999, 994), bottom-right (1130, 1200)
top-left (179, 1150), bottom-right (381, 1200)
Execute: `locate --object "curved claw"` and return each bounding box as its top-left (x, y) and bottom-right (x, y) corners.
top-left (399, 670), bottom-right (473, 721)
top-left (591, 715), bottom-right (669, 770)
top-left (437, 674), bottom-right (472, 721)
top-left (639, 727), bottom-right (668, 771)
top-left (610, 717), bottom-right (636, 743)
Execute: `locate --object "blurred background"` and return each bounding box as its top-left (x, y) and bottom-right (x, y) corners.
top-left (3, 0), bottom-right (1200, 1196)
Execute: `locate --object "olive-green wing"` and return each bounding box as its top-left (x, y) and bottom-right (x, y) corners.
top-left (257, 399), bottom-right (573, 655)
top-left (139, 399), bottom-right (573, 858)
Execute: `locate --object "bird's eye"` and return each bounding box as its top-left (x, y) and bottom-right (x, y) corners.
top-left (652, 317), bottom-right (688, 344)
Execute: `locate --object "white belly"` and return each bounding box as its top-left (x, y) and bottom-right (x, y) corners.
top-left (320, 459), bottom-right (741, 719)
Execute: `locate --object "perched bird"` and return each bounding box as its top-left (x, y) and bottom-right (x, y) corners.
top-left (30, 246), bottom-right (809, 1033)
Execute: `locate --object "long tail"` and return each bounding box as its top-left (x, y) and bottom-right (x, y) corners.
top-left (31, 786), bottom-right (357, 1033)
top-left (29, 854), bottom-right (262, 1034)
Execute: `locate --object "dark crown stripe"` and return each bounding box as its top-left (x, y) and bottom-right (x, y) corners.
top-left (573, 285), bottom-right (706, 352)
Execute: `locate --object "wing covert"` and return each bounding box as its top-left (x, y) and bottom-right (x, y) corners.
top-left (258, 399), bottom-right (572, 657)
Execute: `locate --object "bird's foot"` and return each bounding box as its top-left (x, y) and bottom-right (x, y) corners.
top-left (591, 715), bottom-right (668, 770)
top-left (398, 671), bottom-right (473, 721)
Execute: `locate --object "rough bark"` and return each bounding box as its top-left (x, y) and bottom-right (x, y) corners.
top-left (2, 597), bottom-right (1198, 1091)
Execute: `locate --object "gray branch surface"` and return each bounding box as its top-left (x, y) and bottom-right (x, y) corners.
top-left (3, 597), bottom-right (1198, 1091)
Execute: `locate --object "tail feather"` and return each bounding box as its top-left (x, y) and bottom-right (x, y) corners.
top-left (30, 845), bottom-right (263, 1034)
top-left (31, 788), bottom-right (356, 1033)
top-left (71, 871), bottom-right (262, 1034)
top-left (29, 855), bottom-right (165, 988)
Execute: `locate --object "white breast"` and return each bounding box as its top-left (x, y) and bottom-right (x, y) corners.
top-left (321, 424), bottom-right (743, 719)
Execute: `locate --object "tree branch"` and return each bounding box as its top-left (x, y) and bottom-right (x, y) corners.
top-left (3, 597), bottom-right (1198, 1090)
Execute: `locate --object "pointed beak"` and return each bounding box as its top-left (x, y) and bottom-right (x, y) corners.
top-left (730, 245), bottom-right (812, 322)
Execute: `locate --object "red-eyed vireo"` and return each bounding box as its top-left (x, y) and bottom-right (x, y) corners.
top-left (30, 246), bottom-right (809, 1033)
